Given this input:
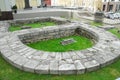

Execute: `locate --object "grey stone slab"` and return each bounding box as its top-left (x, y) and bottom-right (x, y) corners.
top-left (20, 48), bottom-right (35, 56)
top-left (40, 52), bottom-right (49, 60)
top-left (112, 41), bottom-right (120, 49)
top-left (92, 55), bottom-right (106, 65)
top-left (75, 51), bottom-right (87, 58)
top-left (35, 64), bottom-right (49, 74)
top-left (23, 50), bottom-right (37, 58)
top-left (84, 60), bottom-right (100, 72)
top-left (31, 56), bottom-right (43, 61)
top-left (59, 60), bottom-right (66, 66)
top-left (8, 54), bottom-right (20, 62)
top-left (47, 52), bottom-right (56, 60)
top-left (13, 56), bottom-right (29, 70)
top-left (0, 46), bottom-right (15, 57)
top-left (55, 53), bottom-right (62, 60)
top-left (50, 60), bottom-right (59, 74)
top-left (65, 59), bottom-right (74, 64)
top-left (69, 52), bottom-right (79, 60)
top-left (6, 54), bottom-right (21, 66)
top-left (59, 63), bottom-right (76, 74)
top-left (62, 52), bottom-right (71, 59)
top-left (100, 54), bottom-right (115, 67)
top-left (74, 60), bottom-right (85, 74)
top-left (33, 51), bottom-right (44, 56)
top-left (23, 60), bottom-right (40, 73)
top-left (35, 60), bottom-right (50, 74)
top-left (17, 47), bottom-right (30, 53)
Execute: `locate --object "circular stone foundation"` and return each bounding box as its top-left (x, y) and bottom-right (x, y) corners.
top-left (0, 17), bottom-right (120, 75)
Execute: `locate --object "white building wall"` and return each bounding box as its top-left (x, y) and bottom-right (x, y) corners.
top-left (0, 0), bottom-right (11, 11)
top-left (36, 0), bottom-right (41, 6)
top-left (10, 0), bottom-right (16, 6)
top-left (102, 0), bottom-right (120, 2)
top-left (51, 0), bottom-right (58, 6)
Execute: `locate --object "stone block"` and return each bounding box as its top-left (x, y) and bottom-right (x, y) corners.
top-left (50, 60), bottom-right (59, 74)
top-left (59, 64), bottom-right (76, 74)
top-left (23, 60), bottom-right (40, 73)
top-left (74, 60), bottom-right (85, 74)
top-left (84, 60), bottom-right (100, 72)
top-left (35, 60), bottom-right (50, 74)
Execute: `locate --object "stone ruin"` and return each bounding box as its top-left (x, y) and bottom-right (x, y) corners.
top-left (0, 17), bottom-right (120, 75)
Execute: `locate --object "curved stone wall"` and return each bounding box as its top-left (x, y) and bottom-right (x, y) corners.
top-left (18, 24), bottom-right (98, 44)
top-left (0, 17), bottom-right (120, 75)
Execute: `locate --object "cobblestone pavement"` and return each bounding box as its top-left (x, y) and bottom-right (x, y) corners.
top-left (0, 17), bottom-right (120, 74)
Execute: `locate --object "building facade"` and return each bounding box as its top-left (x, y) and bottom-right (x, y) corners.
top-left (0, 0), bottom-right (11, 11)
top-left (82, 0), bottom-right (102, 12)
top-left (9, 0), bottom-right (52, 9)
top-left (102, 0), bottom-right (120, 12)
top-left (57, 0), bottom-right (83, 7)
top-left (0, 0), bottom-right (102, 12)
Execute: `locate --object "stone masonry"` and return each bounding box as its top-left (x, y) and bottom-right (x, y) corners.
top-left (0, 17), bottom-right (120, 75)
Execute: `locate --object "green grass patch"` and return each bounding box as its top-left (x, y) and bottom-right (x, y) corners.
top-left (108, 28), bottom-right (120, 39)
top-left (1, 53), bottom-right (120, 80)
top-left (9, 22), bottom-right (56, 32)
top-left (27, 35), bottom-right (93, 52)
top-left (90, 21), bottom-right (103, 27)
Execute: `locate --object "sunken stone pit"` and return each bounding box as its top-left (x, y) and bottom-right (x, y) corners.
top-left (0, 17), bottom-right (120, 75)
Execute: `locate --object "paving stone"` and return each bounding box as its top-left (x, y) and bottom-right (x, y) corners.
top-left (40, 52), bottom-right (49, 60)
top-left (65, 59), bottom-right (74, 64)
top-left (13, 56), bottom-right (29, 69)
top-left (84, 60), bottom-right (100, 72)
top-left (112, 41), bottom-right (120, 49)
top-left (35, 60), bottom-right (50, 74)
top-left (7, 54), bottom-right (21, 66)
top-left (50, 60), bottom-right (59, 74)
top-left (75, 51), bottom-right (87, 58)
top-left (23, 60), bottom-right (40, 73)
top-left (74, 60), bottom-right (85, 74)
top-left (47, 52), bottom-right (56, 60)
top-left (55, 53), bottom-right (62, 60)
top-left (62, 52), bottom-right (71, 59)
top-left (59, 63), bottom-right (76, 74)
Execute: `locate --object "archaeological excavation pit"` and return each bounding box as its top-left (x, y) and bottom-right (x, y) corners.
top-left (0, 17), bottom-right (120, 74)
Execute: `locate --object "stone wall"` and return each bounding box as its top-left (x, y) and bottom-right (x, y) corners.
top-left (18, 26), bottom-right (76, 44)
top-left (1, 21), bottom-right (120, 74)
top-left (18, 24), bottom-right (98, 44)
top-left (8, 17), bottom-right (98, 44)
top-left (9, 17), bottom-right (69, 27)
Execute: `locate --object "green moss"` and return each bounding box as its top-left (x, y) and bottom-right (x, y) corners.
top-left (9, 22), bottom-right (56, 32)
top-left (27, 35), bottom-right (93, 52)
top-left (108, 28), bottom-right (120, 39)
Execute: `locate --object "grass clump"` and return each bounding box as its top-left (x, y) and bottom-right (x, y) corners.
top-left (108, 28), bottom-right (120, 39)
top-left (90, 21), bottom-right (103, 27)
top-left (27, 35), bottom-right (93, 52)
top-left (9, 22), bottom-right (56, 32)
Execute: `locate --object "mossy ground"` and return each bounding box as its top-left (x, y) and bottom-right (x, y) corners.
top-left (27, 35), bottom-right (93, 52)
top-left (9, 22), bottom-right (56, 31)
